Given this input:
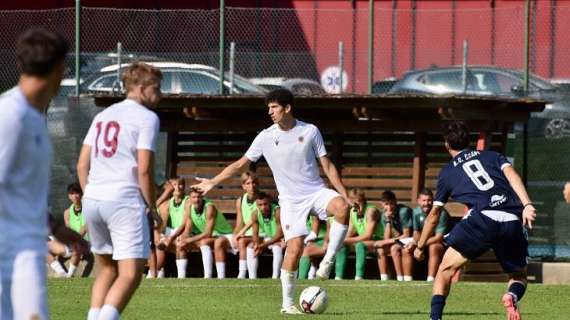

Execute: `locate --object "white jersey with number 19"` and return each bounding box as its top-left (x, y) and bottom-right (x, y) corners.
top-left (83, 99), bottom-right (159, 204)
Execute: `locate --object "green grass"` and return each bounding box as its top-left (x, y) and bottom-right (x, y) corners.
top-left (48, 278), bottom-right (570, 319)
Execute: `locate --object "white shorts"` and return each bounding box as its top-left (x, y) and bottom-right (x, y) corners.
top-left (279, 188), bottom-right (340, 241)
top-left (84, 198), bottom-right (149, 260)
top-left (1, 249), bottom-right (49, 320)
top-left (219, 234), bottom-right (239, 255)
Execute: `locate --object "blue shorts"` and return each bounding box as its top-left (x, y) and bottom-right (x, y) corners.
top-left (444, 210), bottom-right (528, 274)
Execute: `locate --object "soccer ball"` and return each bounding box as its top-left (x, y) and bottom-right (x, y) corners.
top-left (299, 286), bottom-right (328, 314)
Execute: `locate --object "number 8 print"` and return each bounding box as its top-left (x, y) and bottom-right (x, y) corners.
top-left (95, 121), bottom-right (121, 158)
top-left (462, 159), bottom-right (495, 191)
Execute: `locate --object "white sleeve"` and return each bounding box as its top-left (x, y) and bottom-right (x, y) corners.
top-left (83, 118), bottom-right (98, 146)
top-left (245, 131), bottom-right (264, 162)
top-left (311, 126), bottom-right (327, 158)
top-left (0, 113), bottom-right (22, 184)
top-left (137, 114), bottom-right (160, 152)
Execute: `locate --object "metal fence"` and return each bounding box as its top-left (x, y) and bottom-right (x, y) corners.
top-left (1, 3), bottom-right (569, 260)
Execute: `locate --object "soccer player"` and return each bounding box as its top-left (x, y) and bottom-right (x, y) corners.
top-left (192, 89), bottom-right (351, 314)
top-left (77, 62), bottom-right (162, 320)
top-left (0, 28), bottom-right (68, 320)
top-left (63, 182), bottom-right (91, 277)
top-left (414, 121), bottom-right (536, 320)
top-left (233, 171), bottom-right (260, 279)
top-left (335, 189), bottom-right (383, 280)
top-left (404, 188), bottom-right (450, 282)
top-left (248, 192), bottom-right (284, 279)
top-left (157, 177), bottom-right (189, 278)
top-left (176, 188), bottom-right (234, 279)
top-left (377, 190), bottom-right (414, 281)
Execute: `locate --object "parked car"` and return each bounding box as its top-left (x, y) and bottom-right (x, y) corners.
top-left (82, 62), bottom-right (267, 95)
top-left (388, 65), bottom-right (570, 139)
top-left (249, 77), bottom-right (326, 95)
top-left (372, 77), bottom-right (398, 94)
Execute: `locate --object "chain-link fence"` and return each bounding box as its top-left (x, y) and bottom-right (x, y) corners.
top-left (1, 3), bottom-right (569, 260)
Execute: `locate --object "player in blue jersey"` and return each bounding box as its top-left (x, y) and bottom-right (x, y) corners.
top-left (414, 121), bottom-right (536, 320)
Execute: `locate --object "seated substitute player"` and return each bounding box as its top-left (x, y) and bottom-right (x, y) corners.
top-left (414, 121), bottom-right (536, 320)
top-left (176, 188), bottom-right (235, 279)
top-left (376, 190), bottom-right (413, 281)
top-left (63, 182), bottom-right (91, 277)
top-left (156, 177), bottom-right (189, 278)
top-left (191, 89), bottom-right (352, 314)
top-left (298, 216), bottom-right (328, 280)
top-left (243, 192), bottom-right (284, 279)
top-left (404, 188), bottom-right (450, 282)
top-left (233, 171), bottom-right (261, 279)
top-left (335, 189), bottom-right (383, 280)
top-left (78, 62), bottom-right (162, 320)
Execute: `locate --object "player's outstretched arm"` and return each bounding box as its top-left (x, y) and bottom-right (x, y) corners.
top-left (76, 145), bottom-right (91, 191)
top-left (503, 165), bottom-right (536, 229)
top-left (192, 156), bottom-right (251, 195)
top-left (318, 156), bottom-right (350, 202)
top-left (414, 206), bottom-right (442, 261)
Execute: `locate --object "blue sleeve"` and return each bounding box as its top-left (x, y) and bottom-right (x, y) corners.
top-left (433, 168), bottom-right (451, 207)
top-left (495, 152), bottom-right (512, 170)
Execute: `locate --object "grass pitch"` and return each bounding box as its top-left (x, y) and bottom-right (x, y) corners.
top-left (49, 278), bottom-right (570, 319)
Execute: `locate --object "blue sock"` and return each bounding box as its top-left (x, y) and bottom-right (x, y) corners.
top-left (430, 295), bottom-right (447, 320)
top-left (508, 282), bottom-right (526, 301)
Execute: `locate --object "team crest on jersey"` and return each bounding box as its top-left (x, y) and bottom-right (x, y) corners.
top-left (298, 136), bottom-right (304, 143)
top-left (489, 194), bottom-right (507, 207)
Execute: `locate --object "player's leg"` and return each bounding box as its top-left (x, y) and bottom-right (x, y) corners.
top-left (146, 216), bottom-right (158, 279)
top-left (402, 247), bottom-right (414, 281)
top-left (334, 245), bottom-right (348, 280)
top-left (67, 250), bottom-right (81, 278)
top-left (198, 238), bottom-right (215, 278)
top-left (98, 258), bottom-right (146, 318)
top-left (315, 190), bottom-right (349, 279)
top-left (390, 244), bottom-right (404, 281)
top-left (270, 241), bottom-right (284, 279)
top-left (11, 249), bottom-right (49, 320)
top-left (214, 237), bottom-right (230, 279)
top-left (427, 243), bottom-right (445, 282)
top-left (88, 254), bottom-right (117, 320)
top-left (354, 241), bottom-right (368, 280)
top-left (494, 220), bottom-right (529, 320)
top-left (245, 239), bottom-right (259, 279)
top-left (280, 236), bottom-right (304, 314)
top-left (430, 247), bottom-right (468, 320)
top-left (237, 237), bottom-right (249, 279)
top-left (377, 245), bottom-right (390, 280)
top-left (175, 240), bottom-right (188, 279)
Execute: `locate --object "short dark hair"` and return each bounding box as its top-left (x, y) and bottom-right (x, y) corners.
top-left (67, 182), bottom-right (82, 195)
top-left (443, 121), bottom-right (470, 151)
top-left (265, 88), bottom-right (294, 109)
top-left (256, 192), bottom-right (271, 201)
top-left (418, 188), bottom-right (433, 198)
top-left (381, 190), bottom-right (397, 202)
top-left (16, 28), bottom-right (69, 77)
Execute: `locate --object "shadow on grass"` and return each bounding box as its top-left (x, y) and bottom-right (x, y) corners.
top-left (325, 310), bottom-right (529, 316)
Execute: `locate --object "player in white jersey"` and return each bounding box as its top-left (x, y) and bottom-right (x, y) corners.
top-left (192, 89), bottom-right (352, 314)
top-left (77, 62), bottom-right (162, 320)
top-left (0, 28), bottom-right (70, 320)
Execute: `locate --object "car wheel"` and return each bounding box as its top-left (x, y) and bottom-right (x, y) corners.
top-left (544, 118), bottom-right (570, 139)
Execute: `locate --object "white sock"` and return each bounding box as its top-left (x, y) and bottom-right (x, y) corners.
top-left (176, 259), bottom-right (188, 278)
top-left (97, 304), bottom-right (119, 320)
top-left (157, 268), bottom-right (165, 278)
top-left (322, 220), bottom-right (348, 263)
top-left (280, 269), bottom-right (296, 308)
top-left (380, 274), bottom-right (389, 281)
top-left (216, 262), bottom-right (226, 279)
top-left (50, 260), bottom-right (66, 276)
top-left (87, 308), bottom-right (100, 320)
top-left (200, 245), bottom-right (213, 278)
top-left (271, 246), bottom-right (283, 279)
top-left (238, 259), bottom-right (247, 279)
top-left (67, 264), bottom-right (78, 277)
top-left (397, 275), bottom-right (404, 281)
top-left (355, 276), bottom-right (363, 280)
top-left (403, 275), bottom-right (413, 281)
top-left (426, 276), bottom-right (435, 282)
top-left (308, 265), bottom-right (317, 280)
top-left (246, 247), bottom-right (258, 279)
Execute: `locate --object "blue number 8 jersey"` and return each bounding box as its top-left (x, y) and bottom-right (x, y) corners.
top-left (433, 149), bottom-right (523, 216)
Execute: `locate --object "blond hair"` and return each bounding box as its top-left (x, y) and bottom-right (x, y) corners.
top-left (349, 188), bottom-right (366, 200)
top-left (240, 171), bottom-right (259, 184)
top-left (122, 61), bottom-right (162, 93)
